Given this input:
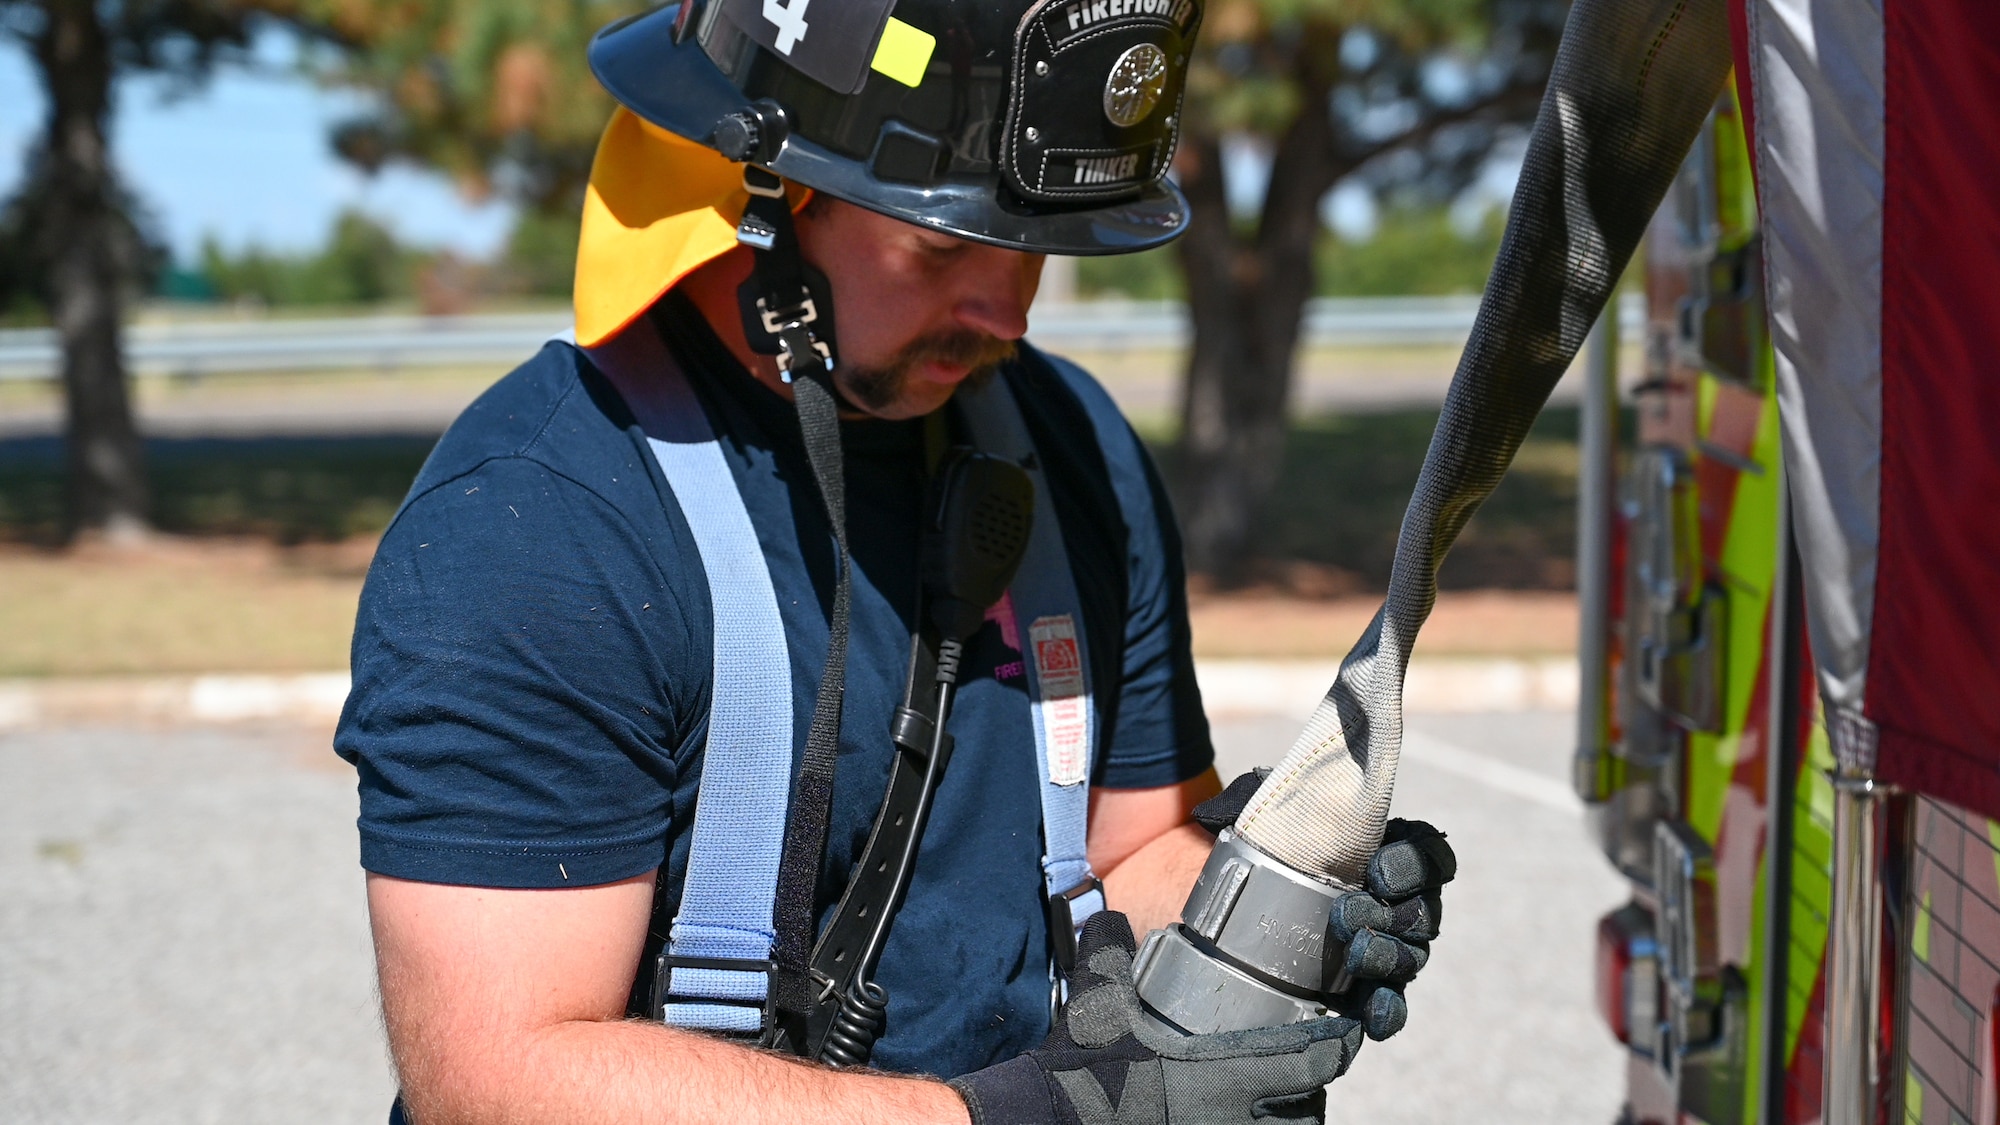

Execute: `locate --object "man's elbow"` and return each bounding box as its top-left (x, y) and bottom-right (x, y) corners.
top-left (386, 1013), bottom-right (610, 1125)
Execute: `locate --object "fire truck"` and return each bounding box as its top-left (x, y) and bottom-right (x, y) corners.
top-left (1570, 5), bottom-right (2000, 1123)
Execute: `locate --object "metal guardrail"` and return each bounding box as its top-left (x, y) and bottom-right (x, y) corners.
top-left (0, 296), bottom-right (1645, 382)
top-left (0, 313), bottom-right (574, 383)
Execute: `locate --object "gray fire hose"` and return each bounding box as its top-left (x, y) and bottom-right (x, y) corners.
top-left (1135, 0), bottom-right (1733, 1034)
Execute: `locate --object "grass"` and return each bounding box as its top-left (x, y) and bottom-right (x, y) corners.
top-left (0, 405), bottom-right (1593, 675)
top-left (1148, 405), bottom-right (1588, 591)
top-left (0, 540), bottom-right (367, 677)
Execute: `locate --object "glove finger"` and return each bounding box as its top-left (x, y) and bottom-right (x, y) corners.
top-left (1331, 890), bottom-right (1442, 945)
top-left (1302, 1018), bottom-right (1366, 1085)
top-left (1355, 984), bottom-right (1408, 1042)
top-left (1220, 1017), bottom-right (1363, 1088)
top-left (1151, 1018), bottom-right (1360, 1121)
top-left (1145, 1013), bottom-right (1359, 1063)
top-left (1387, 891), bottom-right (1444, 941)
top-left (1075, 911), bottom-right (1139, 973)
top-left (1252, 1087), bottom-right (1328, 1122)
top-left (1329, 892), bottom-right (1394, 943)
top-left (1368, 820), bottom-right (1457, 900)
top-left (1061, 911), bottom-right (1144, 1049)
top-left (1344, 929), bottom-right (1430, 983)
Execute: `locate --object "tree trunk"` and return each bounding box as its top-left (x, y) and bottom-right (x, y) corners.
top-left (37, 0), bottom-right (149, 541)
top-left (1171, 44), bottom-right (1549, 582)
top-left (1174, 58), bottom-right (1340, 583)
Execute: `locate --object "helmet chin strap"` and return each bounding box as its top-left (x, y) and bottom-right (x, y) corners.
top-left (733, 166), bottom-right (864, 408)
top-left (730, 162), bottom-right (863, 1031)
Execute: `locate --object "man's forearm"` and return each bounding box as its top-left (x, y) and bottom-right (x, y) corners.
top-left (1099, 821), bottom-right (1213, 936)
top-left (396, 1016), bottom-right (970, 1125)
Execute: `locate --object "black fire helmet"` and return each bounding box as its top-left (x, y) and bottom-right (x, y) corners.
top-left (589, 0), bottom-right (1205, 255)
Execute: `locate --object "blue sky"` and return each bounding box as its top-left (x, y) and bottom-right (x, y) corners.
top-left (0, 30), bottom-right (1521, 264)
top-left (0, 34), bottom-right (516, 262)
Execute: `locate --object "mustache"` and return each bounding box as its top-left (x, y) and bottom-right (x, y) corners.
top-left (835, 329), bottom-right (1019, 415)
top-left (896, 328), bottom-right (1020, 372)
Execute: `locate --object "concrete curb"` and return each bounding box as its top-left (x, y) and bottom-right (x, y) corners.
top-left (0, 658), bottom-right (1578, 731)
top-left (1195, 657), bottom-right (1579, 720)
top-left (0, 673), bottom-right (352, 730)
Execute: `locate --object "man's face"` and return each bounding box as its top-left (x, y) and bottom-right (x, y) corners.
top-left (794, 199), bottom-right (1045, 420)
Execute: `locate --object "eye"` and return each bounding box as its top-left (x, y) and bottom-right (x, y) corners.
top-left (913, 232), bottom-right (968, 259)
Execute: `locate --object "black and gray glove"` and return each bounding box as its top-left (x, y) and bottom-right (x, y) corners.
top-left (1194, 771), bottom-right (1457, 1042)
top-left (950, 912), bottom-right (1363, 1125)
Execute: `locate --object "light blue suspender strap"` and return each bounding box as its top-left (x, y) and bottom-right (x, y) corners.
top-left (581, 325), bottom-right (794, 1034)
top-left (957, 377), bottom-right (1105, 932)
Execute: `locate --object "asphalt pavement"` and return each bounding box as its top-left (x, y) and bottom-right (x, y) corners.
top-left (1, 711), bottom-right (1629, 1124)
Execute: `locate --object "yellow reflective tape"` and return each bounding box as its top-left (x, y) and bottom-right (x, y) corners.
top-left (1912, 889), bottom-right (1933, 963)
top-left (871, 18), bottom-right (935, 88)
top-left (1986, 820), bottom-right (2000, 897)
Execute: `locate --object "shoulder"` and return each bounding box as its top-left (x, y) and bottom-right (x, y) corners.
top-left (389, 342), bottom-right (668, 539)
top-left (406, 341), bottom-right (641, 504)
top-left (1006, 344), bottom-right (1145, 466)
top-left (1005, 344), bottom-right (1163, 528)
top-left (363, 340), bottom-right (705, 650)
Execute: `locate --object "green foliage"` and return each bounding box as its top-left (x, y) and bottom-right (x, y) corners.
top-left (316, 0), bottom-right (646, 209)
top-left (0, 435), bottom-right (437, 544)
top-left (1315, 207), bottom-right (1504, 296)
top-left (502, 207), bottom-right (581, 298)
top-left (1186, 0), bottom-right (1490, 138)
top-left (1075, 247), bottom-right (1185, 301)
top-left (1077, 207), bottom-right (1504, 300)
top-left (185, 205), bottom-right (583, 306)
top-left (197, 209), bottom-right (416, 306)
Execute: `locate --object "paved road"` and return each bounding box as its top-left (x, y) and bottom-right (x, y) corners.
top-left (0, 712), bottom-right (1628, 1124)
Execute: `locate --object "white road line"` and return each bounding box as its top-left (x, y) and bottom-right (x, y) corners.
top-left (1400, 729), bottom-right (1583, 816)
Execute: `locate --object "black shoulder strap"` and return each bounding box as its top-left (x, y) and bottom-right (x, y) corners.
top-left (733, 167), bottom-right (855, 1034)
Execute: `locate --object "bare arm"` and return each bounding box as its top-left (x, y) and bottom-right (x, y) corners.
top-left (366, 872), bottom-right (969, 1125)
top-left (1088, 768), bottom-right (1223, 935)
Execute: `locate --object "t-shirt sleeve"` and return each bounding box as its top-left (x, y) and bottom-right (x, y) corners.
top-left (1049, 358), bottom-right (1216, 790)
top-left (335, 455), bottom-right (703, 888)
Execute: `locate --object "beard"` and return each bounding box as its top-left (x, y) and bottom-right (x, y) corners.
top-left (836, 328), bottom-right (1020, 415)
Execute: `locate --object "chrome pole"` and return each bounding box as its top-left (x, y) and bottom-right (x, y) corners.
top-left (1824, 755), bottom-right (1885, 1125)
top-left (1573, 304), bottom-right (1619, 796)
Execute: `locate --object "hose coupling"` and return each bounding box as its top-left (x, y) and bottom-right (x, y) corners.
top-left (1132, 829), bottom-right (1356, 1035)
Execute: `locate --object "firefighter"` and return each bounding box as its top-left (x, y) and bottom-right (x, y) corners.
top-left (335, 3), bottom-right (1453, 1122)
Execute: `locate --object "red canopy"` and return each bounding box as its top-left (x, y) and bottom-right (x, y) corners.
top-left (1737, 0), bottom-right (2000, 813)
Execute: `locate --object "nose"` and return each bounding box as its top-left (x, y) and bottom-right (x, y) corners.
top-left (951, 249), bottom-right (1042, 342)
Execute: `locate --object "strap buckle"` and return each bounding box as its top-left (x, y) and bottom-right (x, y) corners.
top-left (753, 292), bottom-right (832, 379)
top-left (774, 324), bottom-right (834, 379)
top-left (743, 165), bottom-right (787, 199)
top-left (653, 952), bottom-right (780, 1034)
top-left (737, 213), bottom-right (780, 251)
top-left (756, 293), bottom-right (820, 336)
top-left (1046, 876), bottom-right (1106, 976)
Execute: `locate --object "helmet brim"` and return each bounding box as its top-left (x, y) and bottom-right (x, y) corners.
top-left (588, 5), bottom-right (1190, 257)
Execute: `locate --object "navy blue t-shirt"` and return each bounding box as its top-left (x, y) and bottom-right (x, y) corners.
top-left (335, 295), bottom-right (1212, 1077)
